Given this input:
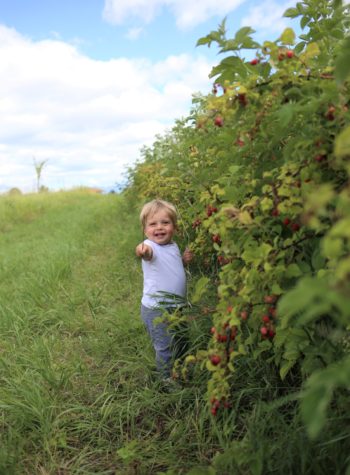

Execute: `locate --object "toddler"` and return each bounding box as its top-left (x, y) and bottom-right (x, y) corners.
top-left (135, 199), bottom-right (192, 382)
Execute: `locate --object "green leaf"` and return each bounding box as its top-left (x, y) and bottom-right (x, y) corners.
top-left (209, 56), bottom-right (246, 80)
top-left (275, 103), bottom-right (296, 129)
top-left (311, 248), bottom-right (326, 271)
top-left (253, 340), bottom-right (272, 358)
top-left (280, 28), bottom-right (296, 45)
top-left (335, 125), bottom-right (350, 158)
top-left (278, 277), bottom-right (328, 326)
top-left (218, 39), bottom-right (239, 52)
top-left (335, 37), bottom-right (350, 83)
top-left (196, 36), bottom-right (211, 47)
top-left (234, 26), bottom-right (256, 42)
top-left (218, 26), bottom-right (260, 52)
top-left (322, 237), bottom-right (344, 259)
top-left (271, 282), bottom-right (283, 295)
top-left (285, 263), bottom-right (302, 278)
top-left (300, 15), bottom-right (310, 30)
top-left (191, 276), bottom-right (210, 303)
top-left (295, 41), bottom-right (306, 54)
top-left (196, 19), bottom-right (227, 48)
top-left (302, 42), bottom-right (320, 59)
top-left (283, 7), bottom-right (299, 18)
top-left (280, 359), bottom-right (297, 380)
top-left (301, 356), bottom-right (350, 438)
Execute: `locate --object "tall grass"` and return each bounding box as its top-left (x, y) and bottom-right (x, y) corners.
top-left (0, 191), bottom-right (209, 474)
top-left (0, 191), bottom-right (348, 474)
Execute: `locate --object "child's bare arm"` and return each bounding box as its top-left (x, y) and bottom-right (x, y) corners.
top-left (182, 247), bottom-right (193, 265)
top-left (135, 242), bottom-right (153, 261)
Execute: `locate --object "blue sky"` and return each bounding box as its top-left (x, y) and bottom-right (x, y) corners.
top-left (0, 0), bottom-right (299, 192)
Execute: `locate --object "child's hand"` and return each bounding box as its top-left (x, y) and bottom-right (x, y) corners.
top-left (183, 247), bottom-right (194, 265)
top-left (136, 243), bottom-right (153, 261)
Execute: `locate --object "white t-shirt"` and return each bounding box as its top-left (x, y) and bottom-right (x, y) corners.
top-left (141, 239), bottom-right (186, 308)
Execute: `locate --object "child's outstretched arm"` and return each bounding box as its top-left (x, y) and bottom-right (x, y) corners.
top-left (182, 247), bottom-right (193, 265)
top-left (136, 242), bottom-right (153, 261)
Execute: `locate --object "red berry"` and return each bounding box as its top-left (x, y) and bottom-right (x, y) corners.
top-left (212, 234), bottom-right (222, 244)
top-left (286, 50), bottom-right (294, 58)
top-left (260, 326), bottom-right (268, 336)
top-left (325, 105), bottom-right (336, 121)
top-left (217, 334), bottom-right (227, 343)
top-left (250, 58), bottom-right (259, 65)
top-left (264, 295), bottom-right (277, 304)
top-left (238, 93), bottom-right (248, 106)
top-left (283, 218), bottom-right (291, 226)
top-left (240, 310), bottom-right (248, 320)
top-left (235, 138), bottom-right (245, 147)
top-left (268, 307), bottom-right (277, 318)
top-left (206, 205), bottom-right (218, 217)
top-left (217, 255), bottom-right (230, 266)
top-left (268, 329), bottom-right (276, 339)
top-left (210, 326), bottom-right (216, 334)
top-left (271, 208), bottom-right (279, 217)
top-left (214, 116), bottom-right (224, 127)
top-left (212, 399), bottom-right (220, 409)
top-left (262, 315), bottom-right (270, 324)
top-left (210, 355), bottom-right (221, 366)
top-left (230, 328), bottom-right (237, 340)
top-left (291, 223), bottom-right (300, 232)
top-left (211, 407), bottom-right (217, 416)
top-left (192, 218), bottom-right (201, 229)
top-left (314, 154), bottom-right (326, 162)
top-left (278, 52), bottom-right (285, 61)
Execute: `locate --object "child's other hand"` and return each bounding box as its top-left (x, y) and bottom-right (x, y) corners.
top-left (183, 247), bottom-right (194, 265)
top-left (136, 243), bottom-right (153, 260)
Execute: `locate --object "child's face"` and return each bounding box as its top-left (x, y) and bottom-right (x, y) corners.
top-left (144, 209), bottom-right (175, 245)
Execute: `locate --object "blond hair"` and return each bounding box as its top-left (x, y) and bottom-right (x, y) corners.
top-left (140, 199), bottom-right (178, 229)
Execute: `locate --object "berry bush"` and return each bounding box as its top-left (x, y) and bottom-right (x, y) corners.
top-left (125, 1), bottom-right (350, 471)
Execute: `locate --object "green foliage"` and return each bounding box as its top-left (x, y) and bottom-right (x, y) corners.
top-left (125, 0), bottom-right (350, 470)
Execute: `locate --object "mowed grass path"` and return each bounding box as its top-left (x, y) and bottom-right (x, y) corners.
top-left (0, 192), bottom-right (212, 475)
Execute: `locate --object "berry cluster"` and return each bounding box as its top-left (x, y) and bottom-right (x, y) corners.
top-left (260, 296), bottom-right (278, 340)
top-left (210, 397), bottom-right (231, 416)
top-left (206, 204), bottom-right (218, 217)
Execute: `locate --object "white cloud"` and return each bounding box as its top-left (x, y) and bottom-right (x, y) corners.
top-left (240, 0), bottom-right (297, 37)
top-left (103, 0), bottom-right (163, 25)
top-left (171, 0), bottom-right (246, 29)
top-left (0, 25), bottom-right (213, 192)
top-left (125, 27), bottom-right (144, 40)
top-left (103, 0), bottom-right (246, 29)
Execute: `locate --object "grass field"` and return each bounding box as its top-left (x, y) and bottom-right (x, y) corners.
top-left (1, 191), bottom-right (348, 475)
top-left (0, 191), bottom-right (215, 474)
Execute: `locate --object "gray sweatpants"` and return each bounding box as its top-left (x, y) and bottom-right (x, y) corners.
top-left (141, 304), bottom-right (175, 378)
